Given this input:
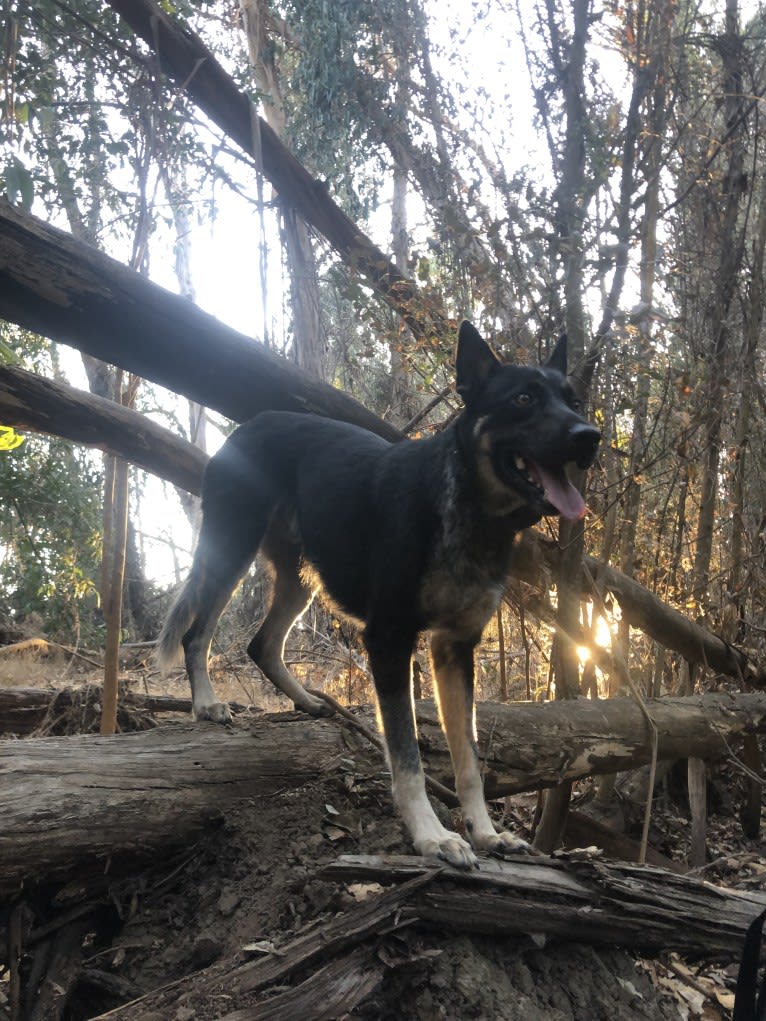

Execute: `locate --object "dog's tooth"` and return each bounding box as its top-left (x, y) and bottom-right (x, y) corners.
top-left (514, 456), bottom-right (525, 472)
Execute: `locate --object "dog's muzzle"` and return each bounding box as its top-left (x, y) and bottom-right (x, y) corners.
top-left (569, 423), bottom-right (601, 469)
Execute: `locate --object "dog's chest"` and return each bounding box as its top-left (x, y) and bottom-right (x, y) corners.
top-left (419, 562), bottom-right (504, 637)
top-left (418, 503), bottom-right (515, 638)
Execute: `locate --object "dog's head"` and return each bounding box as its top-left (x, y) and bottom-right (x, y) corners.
top-left (455, 321), bottom-right (600, 521)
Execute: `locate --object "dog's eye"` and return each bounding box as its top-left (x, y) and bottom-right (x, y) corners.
top-left (514, 393), bottom-right (532, 407)
top-left (571, 398), bottom-right (582, 412)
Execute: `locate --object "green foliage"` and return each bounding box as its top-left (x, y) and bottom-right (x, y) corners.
top-left (276, 0), bottom-right (418, 215)
top-left (0, 436), bottom-right (103, 641)
top-left (3, 155), bottom-right (34, 210)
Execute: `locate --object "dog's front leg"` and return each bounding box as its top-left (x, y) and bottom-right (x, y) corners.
top-left (365, 628), bottom-right (478, 869)
top-left (431, 631), bottom-right (531, 857)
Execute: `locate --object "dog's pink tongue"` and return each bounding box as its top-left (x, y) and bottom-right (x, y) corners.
top-left (528, 462), bottom-right (587, 521)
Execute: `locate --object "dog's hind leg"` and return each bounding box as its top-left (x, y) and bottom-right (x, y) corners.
top-left (247, 532), bottom-right (328, 716)
top-left (165, 466), bottom-right (273, 723)
top-left (180, 526), bottom-right (263, 724)
top-left (431, 631), bottom-right (531, 857)
top-left (365, 625), bottom-right (478, 869)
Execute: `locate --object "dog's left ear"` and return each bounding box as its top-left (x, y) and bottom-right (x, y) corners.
top-left (544, 333), bottom-right (568, 375)
top-left (456, 321), bottom-right (500, 404)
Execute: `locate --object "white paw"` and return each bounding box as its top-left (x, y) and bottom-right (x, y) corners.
top-left (193, 701), bottom-right (233, 725)
top-left (473, 830), bottom-right (536, 858)
top-left (416, 834), bottom-right (479, 870)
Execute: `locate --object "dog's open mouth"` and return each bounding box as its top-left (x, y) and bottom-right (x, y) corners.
top-left (512, 455), bottom-right (587, 521)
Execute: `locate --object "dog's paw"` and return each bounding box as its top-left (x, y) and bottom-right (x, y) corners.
top-left (417, 835), bottom-right (479, 870)
top-left (475, 831), bottom-right (539, 858)
top-left (193, 701), bottom-right (233, 726)
top-left (294, 691), bottom-right (334, 717)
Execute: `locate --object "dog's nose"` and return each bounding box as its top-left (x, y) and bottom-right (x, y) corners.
top-left (569, 422), bottom-right (601, 468)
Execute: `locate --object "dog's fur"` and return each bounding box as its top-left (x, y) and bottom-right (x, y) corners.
top-left (157, 322), bottom-right (600, 867)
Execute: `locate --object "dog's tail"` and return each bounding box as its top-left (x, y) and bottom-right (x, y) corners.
top-left (155, 572), bottom-right (201, 675)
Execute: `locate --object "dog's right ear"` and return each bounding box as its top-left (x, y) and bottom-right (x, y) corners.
top-left (455, 321), bottom-right (500, 404)
top-left (544, 333), bottom-right (568, 375)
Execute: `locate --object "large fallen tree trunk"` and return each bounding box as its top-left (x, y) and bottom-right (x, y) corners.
top-left (0, 363), bottom-right (208, 494)
top-left (2, 692), bottom-right (765, 898)
top-left (415, 691), bottom-right (766, 797)
top-left (0, 200), bottom-right (401, 443)
top-left (0, 715), bottom-right (348, 897)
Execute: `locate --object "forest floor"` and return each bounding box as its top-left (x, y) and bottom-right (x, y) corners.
top-left (0, 647), bottom-right (761, 1020)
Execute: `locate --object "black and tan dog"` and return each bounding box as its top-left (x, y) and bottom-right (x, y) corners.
top-left (157, 322), bottom-right (600, 868)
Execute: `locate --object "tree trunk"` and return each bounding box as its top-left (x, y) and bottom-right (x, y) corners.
top-left (0, 716), bottom-right (348, 897)
top-left (729, 135), bottom-right (766, 624)
top-left (239, 0), bottom-right (325, 380)
top-left (100, 453), bottom-right (129, 735)
top-left (160, 160), bottom-right (207, 533)
top-left (3, 692), bottom-right (765, 897)
top-left (692, 1), bottom-right (747, 604)
top-left (388, 161), bottom-right (414, 423)
top-left (534, 0), bottom-right (592, 851)
top-left (0, 200), bottom-right (401, 443)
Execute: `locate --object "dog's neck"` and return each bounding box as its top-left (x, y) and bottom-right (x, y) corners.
top-left (449, 414), bottom-right (540, 521)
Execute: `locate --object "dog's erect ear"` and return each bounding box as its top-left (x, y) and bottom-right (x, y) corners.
top-left (455, 321), bottom-right (501, 404)
top-left (544, 333), bottom-right (568, 375)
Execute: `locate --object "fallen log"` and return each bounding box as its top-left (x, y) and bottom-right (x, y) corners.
top-left (0, 200), bottom-right (401, 443)
top-left (414, 691), bottom-right (766, 797)
top-left (583, 554), bottom-right (754, 683)
top-left (0, 363), bottom-right (208, 494)
top-left (511, 534), bottom-right (760, 683)
top-left (324, 853), bottom-right (766, 958)
top-left (0, 715), bottom-right (350, 897)
top-left (88, 853), bottom-right (766, 1019)
top-left (2, 692), bottom-right (765, 897)
top-left (0, 685), bottom-right (241, 736)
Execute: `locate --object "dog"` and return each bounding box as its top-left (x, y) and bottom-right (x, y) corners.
top-left (157, 321), bottom-right (600, 868)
